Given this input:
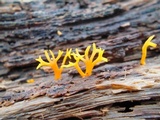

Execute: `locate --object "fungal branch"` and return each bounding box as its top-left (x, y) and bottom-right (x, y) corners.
top-left (64, 43), bottom-right (108, 77)
top-left (36, 49), bottom-right (72, 80)
top-left (140, 35), bottom-right (157, 65)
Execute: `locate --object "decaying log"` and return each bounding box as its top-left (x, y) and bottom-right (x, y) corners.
top-left (0, 0), bottom-right (160, 120)
top-left (0, 56), bottom-right (160, 120)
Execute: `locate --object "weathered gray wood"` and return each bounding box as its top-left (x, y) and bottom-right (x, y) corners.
top-left (0, 55), bottom-right (160, 120)
top-left (0, 0), bottom-right (160, 120)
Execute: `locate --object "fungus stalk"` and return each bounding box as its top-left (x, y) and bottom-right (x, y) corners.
top-left (140, 35), bottom-right (157, 65)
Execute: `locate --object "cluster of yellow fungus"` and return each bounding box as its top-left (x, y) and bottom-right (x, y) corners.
top-left (36, 49), bottom-right (72, 80)
top-left (140, 35), bottom-right (157, 65)
top-left (64, 43), bottom-right (108, 77)
top-left (36, 43), bottom-right (108, 80)
top-left (35, 35), bottom-right (158, 81)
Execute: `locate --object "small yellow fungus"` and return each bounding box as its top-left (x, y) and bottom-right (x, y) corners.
top-left (140, 35), bottom-right (157, 65)
top-left (36, 49), bottom-right (72, 80)
top-left (57, 30), bottom-right (62, 36)
top-left (27, 79), bottom-right (35, 83)
top-left (64, 43), bottom-right (108, 77)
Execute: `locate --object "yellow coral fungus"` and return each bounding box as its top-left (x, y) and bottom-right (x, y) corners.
top-left (27, 79), bottom-right (35, 83)
top-left (140, 35), bottom-right (157, 65)
top-left (64, 43), bottom-right (108, 78)
top-left (36, 49), bottom-right (72, 80)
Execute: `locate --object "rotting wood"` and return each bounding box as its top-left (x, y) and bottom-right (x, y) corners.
top-left (0, 55), bottom-right (160, 119)
top-left (0, 0), bottom-right (160, 120)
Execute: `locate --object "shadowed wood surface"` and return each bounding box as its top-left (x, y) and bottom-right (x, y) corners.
top-left (0, 0), bottom-right (160, 120)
